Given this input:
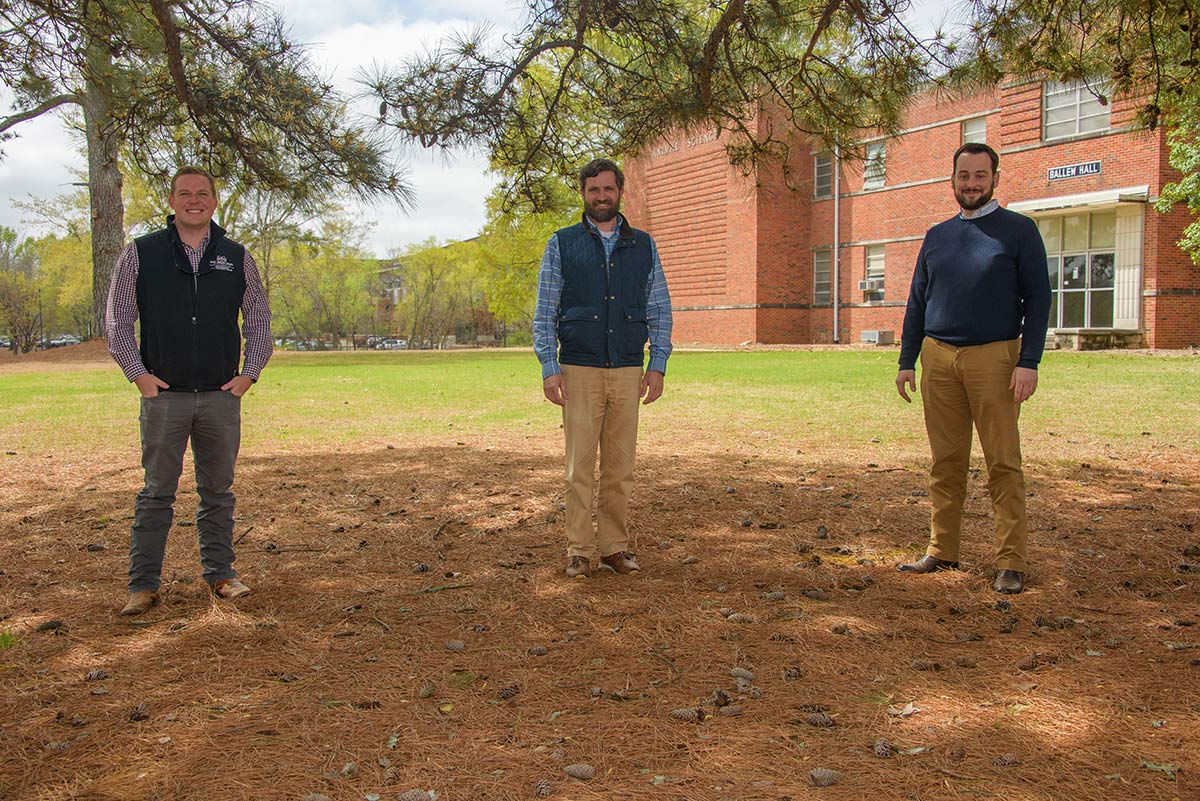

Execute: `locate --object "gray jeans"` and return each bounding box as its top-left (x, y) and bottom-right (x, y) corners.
top-left (128, 390), bottom-right (241, 592)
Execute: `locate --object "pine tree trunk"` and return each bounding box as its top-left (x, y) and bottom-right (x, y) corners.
top-left (82, 63), bottom-right (126, 339)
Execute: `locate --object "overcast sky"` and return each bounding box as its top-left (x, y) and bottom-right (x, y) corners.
top-left (0, 0), bottom-right (960, 258)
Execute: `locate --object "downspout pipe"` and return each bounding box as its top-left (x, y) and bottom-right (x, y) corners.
top-left (832, 146), bottom-right (841, 343)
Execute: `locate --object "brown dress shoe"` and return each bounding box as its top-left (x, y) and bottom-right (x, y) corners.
top-left (120, 590), bottom-right (160, 616)
top-left (211, 578), bottom-right (251, 599)
top-left (565, 556), bottom-right (591, 579)
top-left (993, 569), bottom-right (1024, 594)
top-left (600, 551), bottom-right (640, 575)
top-left (897, 554), bottom-right (960, 573)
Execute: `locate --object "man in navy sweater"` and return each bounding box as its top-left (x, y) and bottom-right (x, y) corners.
top-left (895, 143), bottom-right (1051, 594)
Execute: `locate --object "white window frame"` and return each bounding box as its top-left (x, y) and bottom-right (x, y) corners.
top-left (863, 245), bottom-right (885, 298)
top-left (813, 250), bottom-right (831, 305)
top-left (813, 152), bottom-right (833, 199)
top-left (1043, 80), bottom-right (1111, 141)
top-left (1039, 211), bottom-right (1116, 329)
top-left (863, 141), bottom-right (886, 190)
top-left (961, 116), bottom-right (987, 145)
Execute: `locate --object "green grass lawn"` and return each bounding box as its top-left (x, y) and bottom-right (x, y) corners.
top-left (2, 348), bottom-right (1197, 461)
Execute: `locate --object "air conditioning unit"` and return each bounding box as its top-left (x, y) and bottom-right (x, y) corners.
top-left (858, 279), bottom-right (885, 291)
top-left (861, 329), bottom-right (895, 345)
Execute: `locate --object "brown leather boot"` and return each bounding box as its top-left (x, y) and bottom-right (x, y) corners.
top-left (211, 578), bottom-right (252, 599)
top-left (600, 551), bottom-right (640, 575)
top-left (993, 570), bottom-right (1025, 594)
top-left (565, 556), bottom-right (591, 579)
top-left (897, 554), bottom-right (960, 573)
top-left (119, 590), bottom-right (160, 616)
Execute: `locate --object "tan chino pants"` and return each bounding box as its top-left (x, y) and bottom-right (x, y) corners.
top-left (920, 337), bottom-right (1029, 571)
top-left (561, 365), bottom-right (643, 559)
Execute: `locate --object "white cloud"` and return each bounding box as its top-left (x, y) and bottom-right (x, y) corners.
top-left (1, 2), bottom-right (519, 256)
top-left (0, 104), bottom-right (84, 236)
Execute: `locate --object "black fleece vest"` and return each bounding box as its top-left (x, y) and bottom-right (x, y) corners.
top-left (134, 218), bottom-right (246, 391)
top-left (555, 217), bottom-right (653, 369)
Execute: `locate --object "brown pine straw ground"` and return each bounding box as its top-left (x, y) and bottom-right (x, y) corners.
top-left (1, 347), bottom-right (1197, 801)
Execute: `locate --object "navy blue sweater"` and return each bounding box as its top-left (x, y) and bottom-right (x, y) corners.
top-left (899, 207), bottom-right (1051, 371)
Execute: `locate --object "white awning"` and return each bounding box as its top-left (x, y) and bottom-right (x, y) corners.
top-left (1008, 186), bottom-right (1150, 214)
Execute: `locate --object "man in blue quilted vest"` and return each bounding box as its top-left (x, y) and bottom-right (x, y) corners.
top-left (533, 159), bottom-right (673, 579)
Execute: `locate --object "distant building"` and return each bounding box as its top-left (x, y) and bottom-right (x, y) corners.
top-left (624, 79), bottom-right (1200, 349)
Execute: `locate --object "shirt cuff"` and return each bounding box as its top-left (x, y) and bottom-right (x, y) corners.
top-left (540, 359), bottom-right (562, 380)
top-left (123, 364), bottom-right (149, 383)
top-left (1016, 359), bottom-right (1039, 370)
top-left (647, 355), bottom-right (668, 375)
top-left (241, 365), bottom-right (263, 381)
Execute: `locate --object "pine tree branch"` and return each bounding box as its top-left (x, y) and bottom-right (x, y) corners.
top-left (0, 93), bottom-right (83, 135)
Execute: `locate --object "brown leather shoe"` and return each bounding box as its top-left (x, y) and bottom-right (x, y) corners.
top-left (600, 551), bottom-right (640, 575)
top-left (211, 578), bottom-right (251, 599)
top-left (897, 554), bottom-right (960, 573)
top-left (120, 590), bottom-right (160, 616)
top-left (565, 556), bottom-right (591, 579)
top-left (993, 569), bottom-right (1025, 594)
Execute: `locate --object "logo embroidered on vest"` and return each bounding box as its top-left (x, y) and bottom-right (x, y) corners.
top-left (210, 254), bottom-right (235, 272)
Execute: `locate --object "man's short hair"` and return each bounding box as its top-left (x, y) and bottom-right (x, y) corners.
top-left (952, 143), bottom-right (999, 174)
top-left (170, 166), bottom-right (217, 195)
top-left (578, 159), bottom-right (625, 192)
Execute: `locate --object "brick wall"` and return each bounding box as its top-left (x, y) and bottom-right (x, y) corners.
top-left (624, 80), bottom-right (1200, 349)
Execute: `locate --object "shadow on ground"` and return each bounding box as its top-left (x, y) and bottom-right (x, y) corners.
top-left (1, 445), bottom-right (1197, 801)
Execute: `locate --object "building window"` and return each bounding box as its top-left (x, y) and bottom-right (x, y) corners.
top-left (1038, 211), bottom-right (1116, 328)
top-left (813, 250), bottom-right (831, 305)
top-left (863, 141), bottom-right (886, 190)
top-left (1043, 80), bottom-right (1110, 140)
top-left (814, 152), bottom-right (833, 199)
top-left (863, 244), bottom-right (885, 298)
top-left (961, 116), bottom-right (987, 144)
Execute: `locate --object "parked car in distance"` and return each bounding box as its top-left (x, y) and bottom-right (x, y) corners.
top-left (375, 338), bottom-right (408, 350)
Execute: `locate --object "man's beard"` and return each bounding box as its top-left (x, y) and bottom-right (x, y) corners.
top-left (955, 185), bottom-right (994, 211)
top-left (586, 198), bottom-right (620, 223)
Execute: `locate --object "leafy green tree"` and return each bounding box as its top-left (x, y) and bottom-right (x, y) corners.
top-left (0, 0), bottom-right (410, 331)
top-left (469, 169), bottom-right (579, 343)
top-left (0, 228), bottom-right (41, 351)
top-left (272, 217), bottom-right (378, 347)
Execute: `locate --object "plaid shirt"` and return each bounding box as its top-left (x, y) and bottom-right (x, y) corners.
top-left (533, 215), bottom-right (673, 379)
top-left (105, 225), bottom-right (272, 383)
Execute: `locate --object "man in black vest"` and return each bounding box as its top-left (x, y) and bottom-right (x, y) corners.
top-left (106, 166), bottom-right (272, 615)
top-left (533, 159), bottom-right (674, 578)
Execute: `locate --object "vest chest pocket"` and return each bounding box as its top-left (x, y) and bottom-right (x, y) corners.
top-left (620, 305), bottom-right (649, 359)
top-left (557, 305), bottom-right (603, 356)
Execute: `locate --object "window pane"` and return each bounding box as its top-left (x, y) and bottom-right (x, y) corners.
top-left (1063, 291), bottom-right (1086, 327)
top-left (1080, 113), bottom-right (1110, 133)
top-left (1038, 217), bottom-right (1062, 252)
top-left (866, 245), bottom-right (885, 280)
top-left (1063, 214), bottom-right (1088, 251)
top-left (1090, 213), bottom-right (1116, 249)
top-left (1047, 255), bottom-right (1060, 289)
top-left (1090, 289), bottom-right (1114, 327)
top-left (864, 142), bottom-right (886, 188)
top-left (1049, 292), bottom-right (1059, 328)
top-left (1046, 120), bottom-right (1077, 139)
top-left (814, 153), bottom-right (832, 199)
top-left (1045, 105), bottom-right (1077, 125)
top-left (813, 251), bottom-right (831, 305)
top-left (1090, 253), bottom-right (1115, 288)
top-left (1063, 255), bottom-right (1088, 289)
top-left (962, 117), bottom-right (986, 144)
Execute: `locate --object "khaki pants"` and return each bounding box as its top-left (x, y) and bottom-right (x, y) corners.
top-left (561, 365), bottom-right (643, 559)
top-left (920, 337), bottom-right (1028, 571)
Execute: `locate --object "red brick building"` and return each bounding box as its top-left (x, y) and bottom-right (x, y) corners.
top-left (623, 80), bottom-right (1200, 349)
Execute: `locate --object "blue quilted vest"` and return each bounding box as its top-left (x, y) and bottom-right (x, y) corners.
top-left (555, 217), bottom-right (654, 369)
